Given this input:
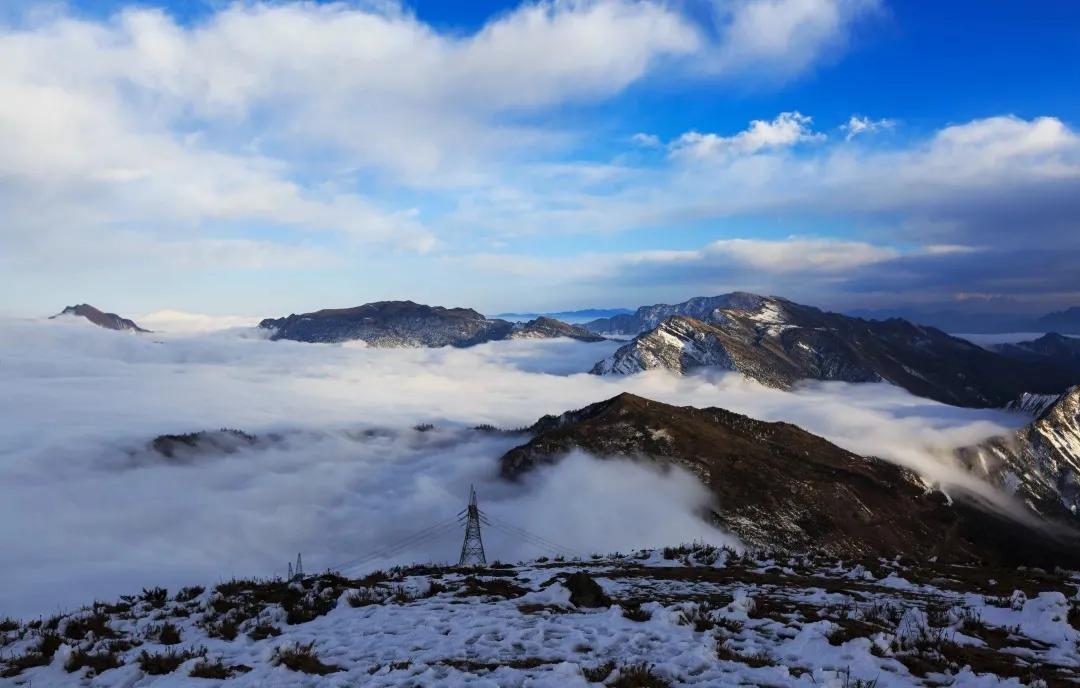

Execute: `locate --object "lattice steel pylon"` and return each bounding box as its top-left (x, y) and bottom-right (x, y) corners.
top-left (457, 485), bottom-right (487, 567)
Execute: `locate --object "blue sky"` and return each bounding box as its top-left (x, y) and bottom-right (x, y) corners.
top-left (1, 0), bottom-right (1078, 320)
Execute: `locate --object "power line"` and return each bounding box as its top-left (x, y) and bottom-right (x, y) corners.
top-left (327, 516), bottom-right (462, 573)
top-left (481, 512), bottom-right (583, 559)
top-left (335, 521), bottom-right (460, 574)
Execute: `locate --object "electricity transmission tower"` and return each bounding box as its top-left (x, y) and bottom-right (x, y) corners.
top-left (288, 553), bottom-right (304, 581)
top-left (458, 485), bottom-right (487, 567)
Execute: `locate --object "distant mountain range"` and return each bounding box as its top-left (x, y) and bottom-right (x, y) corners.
top-left (849, 306), bottom-right (1080, 334)
top-left (51, 304), bottom-right (149, 332)
top-left (499, 392), bottom-right (1080, 566)
top-left (1036, 307), bottom-right (1080, 334)
top-left (258, 301), bottom-right (603, 347)
top-left (587, 293), bottom-right (1078, 408)
top-left (51, 296), bottom-right (1080, 410)
top-left (991, 333), bottom-right (1080, 375)
top-left (493, 307), bottom-right (633, 324)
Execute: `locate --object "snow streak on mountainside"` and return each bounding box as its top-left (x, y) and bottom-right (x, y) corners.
top-left (591, 295), bottom-right (1078, 408)
top-left (1005, 391), bottom-right (1064, 417)
top-left (958, 386), bottom-right (1080, 520)
top-left (582, 292), bottom-right (767, 336)
top-left (589, 317), bottom-right (739, 376)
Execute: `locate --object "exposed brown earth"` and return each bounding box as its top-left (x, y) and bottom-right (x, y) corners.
top-left (499, 392), bottom-right (1080, 566)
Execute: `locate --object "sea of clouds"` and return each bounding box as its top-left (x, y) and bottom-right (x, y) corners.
top-left (0, 317), bottom-right (1028, 617)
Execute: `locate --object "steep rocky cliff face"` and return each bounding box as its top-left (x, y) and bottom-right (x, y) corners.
top-left (958, 386), bottom-right (1080, 521)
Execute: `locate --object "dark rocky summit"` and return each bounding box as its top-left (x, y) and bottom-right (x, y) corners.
top-left (1035, 307), bottom-right (1080, 335)
top-left (509, 316), bottom-right (605, 342)
top-left (150, 429), bottom-right (259, 460)
top-left (992, 333), bottom-right (1080, 375)
top-left (499, 393), bottom-right (1080, 566)
top-left (259, 301), bottom-right (602, 347)
top-left (590, 294), bottom-right (1077, 408)
top-left (52, 304), bottom-right (149, 332)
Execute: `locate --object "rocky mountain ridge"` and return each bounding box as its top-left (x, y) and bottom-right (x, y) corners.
top-left (508, 316), bottom-right (604, 342)
top-left (258, 301), bottom-right (603, 347)
top-left (1036, 306), bottom-right (1080, 335)
top-left (992, 332), bottom-right (1080, 375)
top-left (499, 392), bottom-right (1080, 566)
top-left (51, 304), bottom-right (149, 333)
top-left (582, 292), bottom-right (767, 336)
top-left (590, 295), bottom-right (1078, 408)
top-left (957, 386), bottom-right (1080, 522)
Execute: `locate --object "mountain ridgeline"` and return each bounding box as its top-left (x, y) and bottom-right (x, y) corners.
top-left (498, 392), bottom-right (1080, 566)
top-left (257, 301), bottom-right (602, 347)
top-left (991, 333), bottom-right (1080, 376)
top-left (586, 293), bottom-right (1079, 408)
top-left (55, 294), bottom-right (1079, 411)
top-left (51, 304), bottom-right (149, 332)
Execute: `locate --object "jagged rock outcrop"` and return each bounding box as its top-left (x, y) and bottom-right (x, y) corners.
top-left (499, 393), bottom-right (1080, 566)
top-left (1005, 391), bottom-right (1065, 416)
top-left (589, 317), bottom-right (740, 376)
top-left (590, 295), bottom-right (1077, 408)
top-left (51, 304), bottom-right (149, 332)
top-left (508, 316), bottom-right (605, 342)
top-left (957, 387), bottom-right (1080, 521)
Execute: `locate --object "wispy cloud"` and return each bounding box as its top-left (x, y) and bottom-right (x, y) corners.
top-left (842, 114), bottom-right (895, 139)
top-left (668, 112), bottom-right (826, 161)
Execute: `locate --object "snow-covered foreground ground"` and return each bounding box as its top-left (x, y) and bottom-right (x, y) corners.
top-left (2, 545), bottom-right (1078, 687)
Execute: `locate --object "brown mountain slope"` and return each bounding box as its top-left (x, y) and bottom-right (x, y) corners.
top-left (52, 304), bottom-right (149, 332)
top-left (500, 393), bottom-right (1080, 566)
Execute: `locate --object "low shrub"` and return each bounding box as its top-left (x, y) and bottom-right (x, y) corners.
top-left (610, 662), bottom-right (671, 688)
top-left (582, 659), bottom-right (616, 682)
top-left (271, 641), bottom-right (342, 675)
top-left (176, 586), bottom-right (205, 603)
top-left (248, 622), bottom-right (282, 640)
top-left (138, 647), bottom-right (206, 675)
top-left (64, 649), bottom-right (122, 674)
